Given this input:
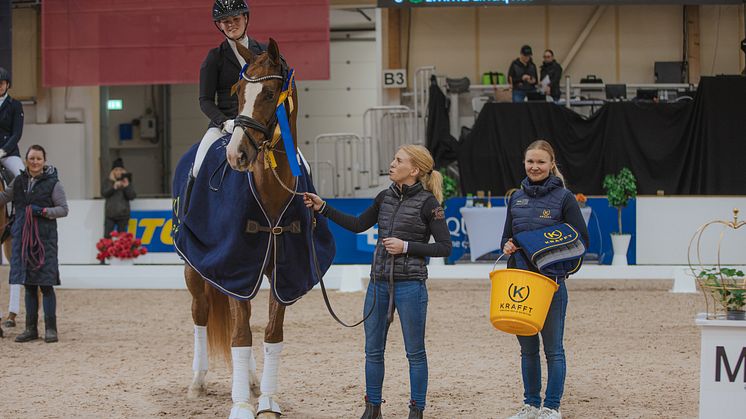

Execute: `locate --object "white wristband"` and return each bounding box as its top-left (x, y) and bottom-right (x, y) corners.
top-left (403, 241), bottom-right (409, 254)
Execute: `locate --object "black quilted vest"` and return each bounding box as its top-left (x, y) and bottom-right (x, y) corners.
top-left (9, 169), bottom-right (60, 286)
top-left (372, 182), bottom-right (433, 282)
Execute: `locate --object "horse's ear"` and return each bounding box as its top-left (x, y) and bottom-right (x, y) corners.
top-left (268, 38), bottom-right (280, 63)
top-left (236, 42), bottom-right (255, 64)
top-left (230, 80), bottom-right (241, 97)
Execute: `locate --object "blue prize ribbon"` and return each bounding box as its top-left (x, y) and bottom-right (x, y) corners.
top-left (276, 103), bottom-right (301, 177)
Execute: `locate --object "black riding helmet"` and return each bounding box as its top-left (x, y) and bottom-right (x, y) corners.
top-left (213, 0), bottom-right (249, 22)
top-left (0, 67), bottom-right (10, 88)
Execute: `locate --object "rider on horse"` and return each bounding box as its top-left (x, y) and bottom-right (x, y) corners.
top-left (193, 0), bottom-right (266, 179)
top-left (0, 66), bottom-right (26, 331)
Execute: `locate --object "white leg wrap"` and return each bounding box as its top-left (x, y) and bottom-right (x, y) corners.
top-left (193, 325), bottom-right (208, 372)
top-left (231, 347), bottom-right (256, 404)
top-left (260, 342), bottom-right (283, 396)
top-left (8, 283), bottom-right (20, 314)
top-left (229, 402), bottom-right (256, 419)
top-left (258, 394), bottom-right (282, 415)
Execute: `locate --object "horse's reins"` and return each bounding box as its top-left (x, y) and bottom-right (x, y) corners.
top-left (21, 205), bottom-right (45, 271)
top-left (234, 65), bottom-right (376, 328)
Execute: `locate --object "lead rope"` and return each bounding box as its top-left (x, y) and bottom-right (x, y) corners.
top-left (21, 206), bottom-right (45, 271)
top-left (309, 205), bottom-right (380, 328)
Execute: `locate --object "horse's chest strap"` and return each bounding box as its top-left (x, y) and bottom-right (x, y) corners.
top-left (245, 219), bottom-right (301, 235)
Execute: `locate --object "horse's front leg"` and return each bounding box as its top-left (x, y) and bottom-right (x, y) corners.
top-left (185, 265), bottom-right (209, 399)
top-left (257, 294), bottom-right (286, 419)
top-left (229, 299), bottom-right (260, 419)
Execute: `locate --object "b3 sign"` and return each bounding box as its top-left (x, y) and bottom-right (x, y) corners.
top-left (383, 69), bottom-right (407, 89)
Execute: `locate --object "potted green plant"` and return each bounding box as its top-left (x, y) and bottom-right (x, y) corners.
top-left (440, 169), bottom-right (459, 202)
top-left (697, 267), bottom-right (746, 320)
top-left (602, 167), bottom-right (637, 265)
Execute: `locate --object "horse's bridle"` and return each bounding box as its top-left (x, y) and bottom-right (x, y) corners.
top-left (233, 72), bottom-right (286, 161)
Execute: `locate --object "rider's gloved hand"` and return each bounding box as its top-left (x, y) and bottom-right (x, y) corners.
top-left (30, 204), bottom-right (46, 217)
top-left (221, 119), bottom-right (236, 134)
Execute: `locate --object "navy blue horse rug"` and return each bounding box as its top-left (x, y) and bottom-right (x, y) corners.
top-left (172, 135), bottom-right (335, 304)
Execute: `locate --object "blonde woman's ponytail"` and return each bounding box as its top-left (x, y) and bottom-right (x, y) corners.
top-left (426, 170), bottom-right (444, 203)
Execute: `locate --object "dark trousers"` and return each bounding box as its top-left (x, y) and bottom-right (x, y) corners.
top-left (104, 218), bottom-right (129, 238)
top-left (24, 285), bottom-right (56, 324)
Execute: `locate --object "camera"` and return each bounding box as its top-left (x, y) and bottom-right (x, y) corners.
top-left (117, 173), bottom-right (132, 182)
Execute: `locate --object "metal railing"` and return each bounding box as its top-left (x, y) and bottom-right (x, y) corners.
top-left (413, 66), bottom-right (436, 143)
top-left (362, 106), bottom-right (416, 187)
top-left (310, 133), bottom-right (364, 197)
top-left (306, 160), bottom-right (337, 198)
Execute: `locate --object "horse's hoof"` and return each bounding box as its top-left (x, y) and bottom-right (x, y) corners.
top-left (188, 370), bottom-right (208, 399)
top-left (187, 383), bottom-right (207, 399)
top-left (256, 412), bottom-right (280, 419)
top-left (229, 402), bottom-right (256, 419)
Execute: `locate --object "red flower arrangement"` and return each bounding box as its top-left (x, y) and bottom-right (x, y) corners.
top-left (96, 231), bottom-right (148, 262)
top-left (575, 193), bottom-right (588, 207)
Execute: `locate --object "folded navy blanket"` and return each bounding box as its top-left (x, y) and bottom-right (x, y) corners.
top-left (513, 222), bottom-right (585, 278)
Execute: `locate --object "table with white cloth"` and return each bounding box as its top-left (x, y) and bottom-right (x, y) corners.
top-left (460, 206), bottom-right (592, 262)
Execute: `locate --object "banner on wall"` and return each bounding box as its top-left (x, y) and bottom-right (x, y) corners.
top-left (42, 0), bottom-right (330, 86)
top-left (127, 197), bottom-right (636, 265)
top-left (128, 210), bottom-right (174, 253)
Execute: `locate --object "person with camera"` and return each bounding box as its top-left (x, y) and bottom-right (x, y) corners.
top-left (102, 158), bottom-right (136, 239)
top-left (0, 145), bottom-right (69, 343)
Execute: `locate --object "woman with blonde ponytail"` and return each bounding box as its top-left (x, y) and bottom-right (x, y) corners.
top-left (304, 144), bottom-right (451, 419)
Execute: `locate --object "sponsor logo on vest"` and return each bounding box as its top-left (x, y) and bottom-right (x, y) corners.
top-left (515, 198), bottom-right (529, 207)
top-left (540, 209), bottom-right (551, 218)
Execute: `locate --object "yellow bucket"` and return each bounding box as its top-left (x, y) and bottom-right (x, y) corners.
top-left (489, 267), bottom-right (559, 336)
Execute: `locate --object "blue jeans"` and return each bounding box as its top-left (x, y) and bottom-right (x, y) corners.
top-left (512, 89), bottom-right (528, 103)
top-left (364, 279), bottom-right (428, 410)
top-left (516, 281), bottom-right (568, 410)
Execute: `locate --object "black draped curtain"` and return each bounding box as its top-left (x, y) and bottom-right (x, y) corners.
top-left (458, 76), bottom-right (746, 196)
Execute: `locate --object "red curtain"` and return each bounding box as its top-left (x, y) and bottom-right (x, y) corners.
top-left (42, 0), bottom-right (329, 86)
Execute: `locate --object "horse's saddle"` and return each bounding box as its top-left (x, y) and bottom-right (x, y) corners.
top-left (172, 135), bottom-right (336, 304)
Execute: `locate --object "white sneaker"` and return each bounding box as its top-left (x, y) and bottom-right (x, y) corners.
top-left (507, 404), bottom-right (540, 419)
top-left (538, 407), bottom-right (562, 419)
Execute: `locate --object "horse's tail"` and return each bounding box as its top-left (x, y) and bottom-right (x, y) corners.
top-left (206, 283), bottom-right (234, 364)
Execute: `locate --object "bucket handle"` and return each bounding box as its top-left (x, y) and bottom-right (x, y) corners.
top-left (492, 251), bottom-right (507, 272)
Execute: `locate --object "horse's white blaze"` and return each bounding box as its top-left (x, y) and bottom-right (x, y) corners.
top-left (226, 82), bottom-right (263, 166)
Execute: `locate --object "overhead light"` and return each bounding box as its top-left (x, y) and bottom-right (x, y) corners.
top-left (107, 99), bottom-right (123, 111)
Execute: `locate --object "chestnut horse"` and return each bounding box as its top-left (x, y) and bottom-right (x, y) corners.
top-left (184, 39), bottom-right (303, 419)
top-left (0, 176), bottom-right (12, 336)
